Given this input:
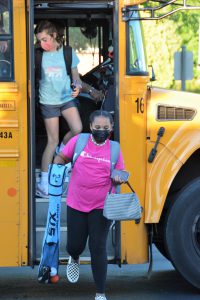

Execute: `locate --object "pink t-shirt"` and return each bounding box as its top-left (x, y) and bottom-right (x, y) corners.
top-left (62, 134), bottom-right (125, 212)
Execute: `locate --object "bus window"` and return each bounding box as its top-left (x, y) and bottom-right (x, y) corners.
top-left (126, 10), bottom-right (147, 75)
top-left (0, 0), bottom-right (13, 81)
top-left (68, 25), bottom-right (101, 76)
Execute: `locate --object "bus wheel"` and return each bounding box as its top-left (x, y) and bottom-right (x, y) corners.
top-left (153, 211), bottom-right (170, 260)
top-left (165, 177), bottom-right (200, 289)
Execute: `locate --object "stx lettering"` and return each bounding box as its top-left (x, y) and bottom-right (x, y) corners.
top-left (48, 212), bottom-right (56, 236)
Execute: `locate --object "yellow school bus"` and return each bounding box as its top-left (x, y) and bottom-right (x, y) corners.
top-left (1, 0), bottom-right (200, 289)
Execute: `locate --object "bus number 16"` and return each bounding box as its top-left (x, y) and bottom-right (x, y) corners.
top-left (135, 97), bottom-right (144, 113)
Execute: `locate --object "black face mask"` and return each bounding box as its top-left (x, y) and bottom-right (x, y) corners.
top-left (91, 129), bottom-right (110, 144)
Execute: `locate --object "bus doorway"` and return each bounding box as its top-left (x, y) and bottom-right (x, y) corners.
top-left (33, 1), bottom-right (119, 265)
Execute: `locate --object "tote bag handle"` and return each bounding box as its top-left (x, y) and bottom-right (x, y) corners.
top-left (109, 181), bottom-right (135, 193)
top-left (126, 181), bottom-right (135, 193)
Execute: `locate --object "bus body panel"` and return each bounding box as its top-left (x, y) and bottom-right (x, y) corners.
top-left (145, 144), bottom-right (182, 223)
top-left (148, 88), bottom-right (200, 165)
top-left (0, 0), bottom-right (28, 266)
top-left (145, 88), bottom-right (200, 223)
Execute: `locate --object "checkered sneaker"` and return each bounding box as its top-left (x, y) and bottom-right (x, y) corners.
top-left (95, 296), bottom-right (107, 300)
top-left (66, 256), bottom-right (80, 283)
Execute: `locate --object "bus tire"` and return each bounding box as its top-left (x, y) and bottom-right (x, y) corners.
top-left (153, 214), bottom-right (170, 260)
top-left (165, 177), bottom-right (200, 289)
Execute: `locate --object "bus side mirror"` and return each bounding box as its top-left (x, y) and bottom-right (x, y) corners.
top-left (148, 65), bottom-right (156, 82)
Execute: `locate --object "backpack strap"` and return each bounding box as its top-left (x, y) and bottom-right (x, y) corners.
top-left (35, 48), bottom-right (43, 82)
top-left (63, 45), bottom-right (72, 83)
top-left (35, 48), bottom-right (43, 102)
top-left (72, 133), bottom-right (90, 166)
top-left (72, 134), bottom-right (120, 172)
top-left (110, 140), bottom-right (121, 193)
top-left (110, 140), bottom-right (120, 173)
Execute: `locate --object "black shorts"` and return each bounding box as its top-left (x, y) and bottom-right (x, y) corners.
top-left (40, 100), bottom-right (77, 119)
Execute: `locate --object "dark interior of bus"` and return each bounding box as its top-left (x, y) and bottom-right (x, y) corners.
top-left (34, 1), bottom-right (116, 167)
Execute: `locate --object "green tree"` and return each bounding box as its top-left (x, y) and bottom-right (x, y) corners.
top-left (143, 8), bottom-right (200, 92)
top-left (143, 18), bottom-right (182, 88)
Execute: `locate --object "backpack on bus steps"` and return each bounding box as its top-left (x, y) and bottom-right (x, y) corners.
top-left (38, 163), bottom-right (66, 284)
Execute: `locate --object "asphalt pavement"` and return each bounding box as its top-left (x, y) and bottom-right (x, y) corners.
top-left (0, 246), bottom-right (199, 300)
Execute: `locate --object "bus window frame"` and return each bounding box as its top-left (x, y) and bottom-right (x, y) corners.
top-left (126, 9), bottom-right (148, 76)
top-left (0, 0), bottom-right (14, 82)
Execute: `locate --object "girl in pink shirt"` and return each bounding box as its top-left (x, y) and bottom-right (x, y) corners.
top-left (54, 110), bottom-right (125, 300)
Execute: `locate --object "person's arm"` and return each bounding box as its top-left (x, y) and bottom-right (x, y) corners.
top-left (71, 67), bottom-right (82, 98)
top-left (53, 135), bottom-right (79, 165)
top-left (72, 68), bottom-right (82, 98)
top-left (71, 48), bottom-right (82, 88)
top-left (53, 152), bottom-right (71, 165)
top-left (0, 27), bottom-right (8, 54)
top-left (71, 67), bottom-right (82, 86)
top-left (81, 81), bottom-right (104, 103)
top-left (0, 41), bottom-right (8, 53)
top-left (112, 149), bottom-right (126, 185)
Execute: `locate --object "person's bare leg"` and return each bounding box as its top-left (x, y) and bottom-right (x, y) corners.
top-left (61, 106), bottom-right (82, 145)
top-left (41, 117), bottom-right (59, 172)
top-left (37, 117), bottom-right (59, 196)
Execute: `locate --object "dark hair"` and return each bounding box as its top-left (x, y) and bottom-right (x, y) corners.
top-left (89, 110), bottom-right (114, 125)
top-left (34, 20), bottom-right (64, 48)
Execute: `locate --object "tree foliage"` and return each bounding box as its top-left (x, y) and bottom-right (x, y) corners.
top-left (142, 7), bottom-right (200, 92)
